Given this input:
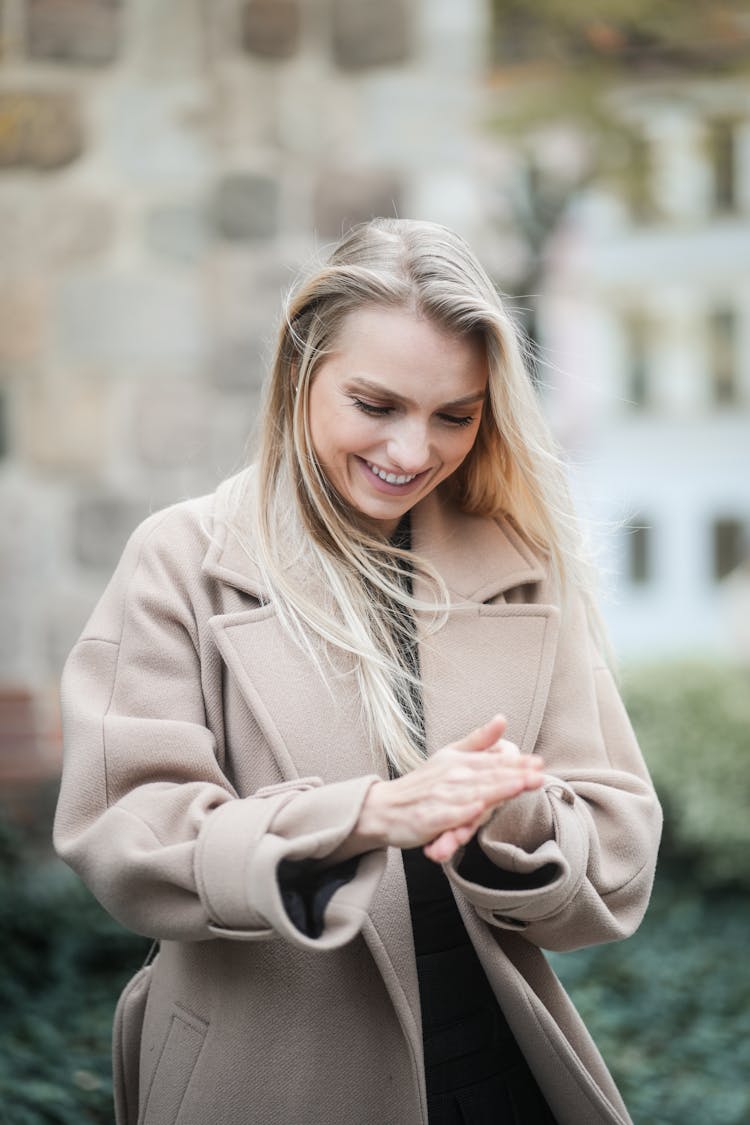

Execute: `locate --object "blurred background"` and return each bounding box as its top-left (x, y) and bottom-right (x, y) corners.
top-left (0, 1), bottom-right (748, 1121)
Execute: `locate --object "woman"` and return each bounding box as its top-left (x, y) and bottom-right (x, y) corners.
top-left (54, 218), bottom-right (662, 1125)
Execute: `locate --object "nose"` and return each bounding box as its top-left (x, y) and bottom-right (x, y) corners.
top-left (386, 419), bottom-right (432, 474)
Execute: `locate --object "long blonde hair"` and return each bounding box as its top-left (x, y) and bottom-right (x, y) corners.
top-left (231, 218), bottom-right (594, 774)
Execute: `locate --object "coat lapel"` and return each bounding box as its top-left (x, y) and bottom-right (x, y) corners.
top-left (203, 479), bottom-right (560, 1096)
top-left (209, 599), bottom-right (426, 1097)
top-left (411, 490), bottom-right (559, 756)
top-left (210, 601), bottom-right (381, 783)
top-left (205, 475), bottom-right (384, 783)
top-left (418, 602), bottom-right (559, 756)
top-left (205, 481), bottom-right (559, 770)
top-left (204, 477), bottom-right (426, 1073)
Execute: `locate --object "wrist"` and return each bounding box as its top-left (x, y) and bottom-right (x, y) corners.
top-left (356, 779), bottom-right (391, 849)
top-left (318, 779), bottom-right (390, 866)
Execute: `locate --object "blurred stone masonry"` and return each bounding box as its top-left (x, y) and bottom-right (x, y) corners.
top-left (0, 90), bottom-right (85, 168)
top-left (0, 0), bottom-right (489, 796)
top-left (25, 0), bottom-right (122, 66)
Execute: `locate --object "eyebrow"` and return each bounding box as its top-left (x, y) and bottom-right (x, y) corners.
top-left (346, 377), bottom-right (487, 410)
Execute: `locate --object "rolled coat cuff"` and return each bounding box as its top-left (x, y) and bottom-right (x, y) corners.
top-left (444, 779), bottom-right (588, 931)
top-left (195, 774), bottom-right (386, 950)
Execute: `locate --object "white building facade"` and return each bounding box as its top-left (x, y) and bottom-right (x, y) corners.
top-left (539, 81), bottom-right (750, 661)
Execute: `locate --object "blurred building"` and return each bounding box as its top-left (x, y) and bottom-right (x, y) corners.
top-left (2, 1), bottom-right (748, 796)
top-left (538, 82), bottom-right (750, 661)
top-left (0, 0), bottom-right (490, 785)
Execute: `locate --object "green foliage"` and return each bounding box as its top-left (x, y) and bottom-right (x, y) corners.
top-left (622, 661), bottom-right (750, 888)
top-left (550, 875), bottom-right (750, 1125)
top-left (487, 0), bottom-right (750, 261)
top-left (546, 658), bottom-right (750, 1123)
top-left (3, 833), bottom-right (747, 1123)
top-left (0, 817), bottom-right (148, 1124)
top-left (2, 660), bottom-right (749, 1125)
top-left (489, 0), bottom-right (750, 73)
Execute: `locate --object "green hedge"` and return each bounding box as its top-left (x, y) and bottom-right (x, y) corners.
top-left (550, 874), bottom-right (750, 1125)
top-left (622, 661), bottom-right (750, 888)
top-left (0, 818), bottom-right (148, 1124)
top-left (1, 660), bottom-right (748, 1122)
top-left (545, 658), bottom-right (750, 1123)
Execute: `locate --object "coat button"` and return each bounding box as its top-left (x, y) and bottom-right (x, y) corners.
top-left (549, 784), bottom-right (575, 805)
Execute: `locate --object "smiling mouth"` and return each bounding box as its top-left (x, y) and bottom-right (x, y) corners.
top-left (364, 460), bottom-right (420, 486)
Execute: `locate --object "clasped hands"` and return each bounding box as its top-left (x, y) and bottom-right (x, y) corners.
top-left (359, 714), bottom-right (544, 864)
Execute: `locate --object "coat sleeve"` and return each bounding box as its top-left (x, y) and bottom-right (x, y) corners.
top-left (53, 510), bottom-right (387, 951)
top-left (444, 588), bottom-right (663, 953)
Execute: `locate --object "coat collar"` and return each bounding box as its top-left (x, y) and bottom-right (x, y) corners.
top-left (202, 470), bottom-right (547, 605)
top-left (201, 472), bottom-right (266, 599)
top-left (410, 488), bottom-right (547, 603)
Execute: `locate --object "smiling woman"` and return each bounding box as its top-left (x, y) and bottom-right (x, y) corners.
top-left (53, 218), bottom-right (662, 1125)
top-left (307, 306), bottom-right (488, 537)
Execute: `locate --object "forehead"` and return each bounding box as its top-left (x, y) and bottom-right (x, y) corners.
top-left (327, 305), bottom-right (488, 395)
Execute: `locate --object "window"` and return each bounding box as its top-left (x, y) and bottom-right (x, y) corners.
top-left (713, 518), bottom-right (746, 581)
top-left (707, 119), bottom-right (737, 213)
top-left (626, 519), bottom-right (652, 585)
top-left (488, 5), bottom-right (542, 66)
top-left (626, 133), bottom-right (655, 222)
top-left (623, 313), bottom-right (650, 408)
top-left (708, 307), bottom-right (738, 405)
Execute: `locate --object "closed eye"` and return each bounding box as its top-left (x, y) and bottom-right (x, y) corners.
top-left (353, 398), bottom-right (475, 427)
top-left (352, 398), bottom-right (393, 416)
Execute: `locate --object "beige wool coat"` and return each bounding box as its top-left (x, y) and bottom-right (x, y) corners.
top-left (54, 472), bottom-right (662, 1125)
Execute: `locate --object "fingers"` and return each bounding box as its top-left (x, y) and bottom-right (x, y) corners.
top-left (494, 737), bottom-right (520, 760)
top-left (424, 804), bottom-right (488, 863)
top-left (481, 764), bottom-right (544, 809)
top-left (423, 835), bottom-right (454, 863)
top-left (423, 826), bottom-right (468, 863)
top-left (451, 719), bottom-right (529, 764)
top-left (452, 713), bottom-right (507, 753)
top-left (424, 740), bottom-right (544, 828)
top-left (376, 717), bottom-right (545, 853)
top-left (422, 766), bottom-right (544, 864)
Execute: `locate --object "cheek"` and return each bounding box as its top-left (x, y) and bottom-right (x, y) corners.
top-left (306, 386), bottom-right (326, 456)
top-left (340, 414), bottom-right (384, 453)
top-left (446, 427), bottom-right (481, 465)
top-left (306, 411), bottom-right (326, 464)
top-left (311, 410), bottom-right (372, 467)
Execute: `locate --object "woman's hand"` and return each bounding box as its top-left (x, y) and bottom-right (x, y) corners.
top-left (357, 714), bottom-right (544, 864)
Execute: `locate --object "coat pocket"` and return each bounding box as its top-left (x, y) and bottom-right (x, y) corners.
top-left (140, 1005), bottom-right (209, 1125)
top-left (112, 965), bottom-right (152, 1125)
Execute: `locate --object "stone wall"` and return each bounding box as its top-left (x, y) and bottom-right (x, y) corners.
top-left (0, 0), bottom-right (490, 779)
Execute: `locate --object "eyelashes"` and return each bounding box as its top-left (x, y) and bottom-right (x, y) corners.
top-left (352, 398), bottom-right (391, 417)
top-left (351, 398), bottom-right (475, 427)
top-left (437, 414), bottom-right (475, 427)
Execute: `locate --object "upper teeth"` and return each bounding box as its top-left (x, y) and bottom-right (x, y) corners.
top-left (366, 461), bottom-right (417, 485)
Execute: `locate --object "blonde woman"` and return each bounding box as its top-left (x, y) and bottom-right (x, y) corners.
top-left (54, 218), bottom-right (662, 1125)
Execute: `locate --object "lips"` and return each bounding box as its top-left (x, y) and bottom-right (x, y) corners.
top-left (364, 460), bottom-right (418, 486)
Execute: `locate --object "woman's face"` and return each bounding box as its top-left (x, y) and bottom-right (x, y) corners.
top-left (307, 305), bottom-right (488, 538)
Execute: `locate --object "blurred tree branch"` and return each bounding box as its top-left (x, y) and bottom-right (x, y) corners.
top-left (486, 0), bottom-right (750, 345)
top-left (489, 0), bottom-right (750, 75)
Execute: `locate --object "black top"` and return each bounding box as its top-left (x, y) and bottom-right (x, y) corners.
top-left (391, 516), bottom-right (556, 1121)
